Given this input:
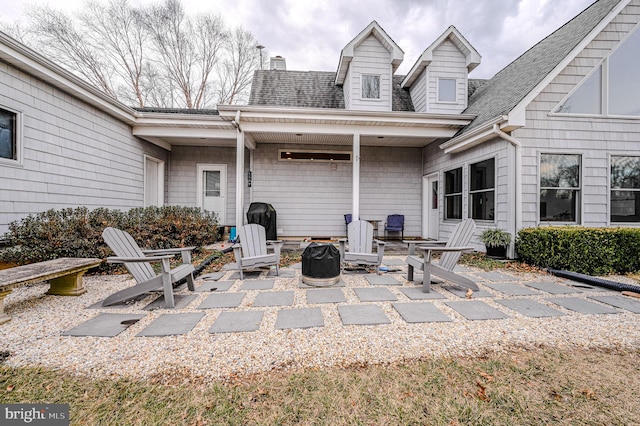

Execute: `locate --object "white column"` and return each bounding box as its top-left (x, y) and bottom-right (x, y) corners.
top-left (235, 129), bottom-right (245, 229)
top-left (352, 133), bottom-right (360, 219)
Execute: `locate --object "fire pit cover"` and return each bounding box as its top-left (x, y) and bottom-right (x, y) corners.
top-left (302, 243), bottom-right (340, 280)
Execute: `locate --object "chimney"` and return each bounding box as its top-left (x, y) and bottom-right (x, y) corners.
top-left (270, 56), bottom-right (286, 71)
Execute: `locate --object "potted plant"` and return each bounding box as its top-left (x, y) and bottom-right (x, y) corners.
top-left (480, 228), bottom-right (511, 259)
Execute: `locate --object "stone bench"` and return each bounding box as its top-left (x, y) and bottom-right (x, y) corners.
top-left (0, 257), bottom-right (102, 324)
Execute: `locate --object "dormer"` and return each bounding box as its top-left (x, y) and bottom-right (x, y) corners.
top-left (335, 21), bottom-right (404, 112)
top-left (401, 26), bottom-right (480, 114)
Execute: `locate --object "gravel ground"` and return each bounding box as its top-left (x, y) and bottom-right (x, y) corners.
top-left (2, 258), bottom-right (640, 384)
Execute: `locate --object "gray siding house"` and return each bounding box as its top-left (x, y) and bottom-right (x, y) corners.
top-left (0, 0), bottom-right (638, 256)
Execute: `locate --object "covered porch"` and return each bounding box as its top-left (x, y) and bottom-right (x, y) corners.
top-left (133, 106), bottom-right (474, 239)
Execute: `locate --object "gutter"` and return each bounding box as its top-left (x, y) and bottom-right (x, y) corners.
top-left (491, 124), bottom-right (522, 258)
top-left (440, 116), bottom-right (523, 257)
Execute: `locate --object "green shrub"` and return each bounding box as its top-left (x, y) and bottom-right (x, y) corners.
top-left (0, 206), bottom-right (219, 269)
top-left (515, 227), bottom-right (640, 275)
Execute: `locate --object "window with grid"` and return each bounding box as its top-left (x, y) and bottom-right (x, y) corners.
top-left (469, 158), bottom-right (495, 221)
top-left (539, 154), bottom-right (581, 223)
top-left (0, 108), bottom-right (17, 161)
top-left (444, 167), bottom-right (462, 220)
top-left (611, 156), bottom-right (640, 223)
top-left (361, 74), bottom-right (380, 99)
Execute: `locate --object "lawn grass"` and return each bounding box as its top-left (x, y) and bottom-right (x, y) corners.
top-left (1, 348), bottom-right (639, 425)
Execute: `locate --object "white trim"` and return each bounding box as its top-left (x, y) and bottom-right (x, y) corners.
top-left (0, 104), bottom-right (22, 167)
top-left (608, 153), bottom-right (640, 226)
top-left (423, 172), bottom-right (439, 239)
top-left (196, 163), bottom-right (228, 225)
top-left (143, 155), bottom-right (165, 207)
top-left (437, 78), bottom-right (457, 103)
top-left (443, 165), bottom-right (464, 221)
top-left (468, 155), bottom-right (497, 223)
top-left (360, 74), bottom-right (381, 100)
top-left (401, 25), bottom-right (481, 88)
top-left (0, 32), bottom-right (137, 125)
top-left (537, 151), bottom-right (583, 226)
top-left (509, 0), bottom-right (631, 125)
top-left (335, 21), bottom-right (404, 86)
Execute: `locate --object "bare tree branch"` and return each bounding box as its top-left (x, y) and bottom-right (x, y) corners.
top-left (11, 0), bottom-right (261, 109)
top-left (217, 26), bottom-right (262, 105)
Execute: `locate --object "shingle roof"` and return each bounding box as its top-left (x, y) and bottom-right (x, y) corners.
top-left (460, 0), bottom-right (620, 135)
top-left (249, 70), bottom-right (414, 112)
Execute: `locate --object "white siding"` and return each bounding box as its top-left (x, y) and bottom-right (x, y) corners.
top-left (166, 146), bottom-right (242, 226)
top-left (249, 144), bottom-right (422, 237)
top-left (0, 61), bottom-right (167, 235)
top-left (517, 0), bottom-right (640, 228)
top-left (422, 138), bottom-right (512, 250)
top-left (427, 39), bottom-right (468, 114)
top-left (409, 69), bottom-right (428, 112)
top-left (345, 36), bottom-right (392, 112)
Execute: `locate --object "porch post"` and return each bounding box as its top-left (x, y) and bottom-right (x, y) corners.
top-left (352, 133), bottom-right (360, 219)
top-left (235, 129), bottom-right (245, 229)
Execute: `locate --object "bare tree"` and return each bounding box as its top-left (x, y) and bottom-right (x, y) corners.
top-left (25, 5), bottom-right (119, 99)
top-left (10, 0), bottom-right (259, 108)
top-left (143, 0), bottom-right (226, 109)
top-left (217, 26), bottom-right (263, 105)
top-left (79, 0), bottom-right (147, 107)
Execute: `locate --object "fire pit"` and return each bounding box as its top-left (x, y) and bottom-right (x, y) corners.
top-left (301, 243), bottom-right (341, 286)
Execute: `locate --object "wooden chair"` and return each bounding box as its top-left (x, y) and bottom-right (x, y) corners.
top-left (101, 227), bottom-right (196, 308)
top-left (338, 220), bottom-right (386, 273)
top-left (405, 219), bottom-right (478, 293)
top-left (233, 224), bottom-right (283, 279)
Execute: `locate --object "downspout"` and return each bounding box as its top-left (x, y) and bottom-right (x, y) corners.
top-left (233, 110), bottom-right (244, 230)
top-left (492, 124), bottom-right (522, 258)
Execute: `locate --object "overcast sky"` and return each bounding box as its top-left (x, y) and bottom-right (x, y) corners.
top-left (1, 0), bottom-right (596, 79)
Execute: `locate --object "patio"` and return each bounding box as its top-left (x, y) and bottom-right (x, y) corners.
top-left (3, 255), bottom-right (640, 382)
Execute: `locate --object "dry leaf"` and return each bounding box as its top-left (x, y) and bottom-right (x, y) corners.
top-left (478, 371), bottom-right (494, 382)
top-left (581, 388), bottom-right (596, 399)
top-left (550, 390), bottom-right (563, 401)
top-left (476, 381), bottom-right (489, 401)
top-left (6, 384), bottom-right (15, 392)
top-left (465, 288), bottom-right (473, 299)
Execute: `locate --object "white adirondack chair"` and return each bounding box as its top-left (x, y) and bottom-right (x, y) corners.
top-left (405, 218), bottom-right (478, 293)
top-left (101, 227), bottom-right (196, 308)
top-left (338, 220), bottom-right (386, 273)
top-left (233, 224), bottom-right (283, 279)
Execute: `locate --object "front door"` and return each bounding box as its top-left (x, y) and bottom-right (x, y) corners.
top-left (197, 164), bottom-right (227, 225)
top-left (423, 173), bottom-right (439, 239)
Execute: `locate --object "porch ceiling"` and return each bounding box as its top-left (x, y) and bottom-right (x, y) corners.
top-left (132, 106), bottom-right (475, 150)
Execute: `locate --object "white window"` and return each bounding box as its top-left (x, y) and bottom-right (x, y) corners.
top-left (540, 154), bottom-right (581, 223)
top-left (556, 27), bottom-right (640, 116)
top-left (611, 156), bottom-right (640, 223)
top-left (0, 106), bottom-right (20, 163)
top-left (469, 158), bottom-right (495, 221)
top-left (444, 167), bottom-right (463, 220)
top-left (438, 78), bottom-right (457, 102)
top-left (361, 74), bottom-right (380, 99)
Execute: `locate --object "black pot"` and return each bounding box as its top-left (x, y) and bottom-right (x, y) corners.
top-left (486, 246), bottom-right (507, 259)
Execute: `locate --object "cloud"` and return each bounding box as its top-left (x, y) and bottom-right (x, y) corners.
top-left (4, 0), bottom-right (596, 79)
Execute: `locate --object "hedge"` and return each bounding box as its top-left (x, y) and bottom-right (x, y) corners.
top-left (0, 206), bottom-right (219, 269)
top-left (515, 226), bottom-right (640, 275)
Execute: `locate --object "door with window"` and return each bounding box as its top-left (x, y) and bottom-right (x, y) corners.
top-left (197, 164), bottom-right (227, 225)
top-left (423, 174), bottom-right (439, 239)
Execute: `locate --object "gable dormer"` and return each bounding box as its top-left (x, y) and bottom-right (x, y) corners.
top-left (401, 26), bottom-right (480, 114)
top-left (335, 21), bottom-right (404, 112)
